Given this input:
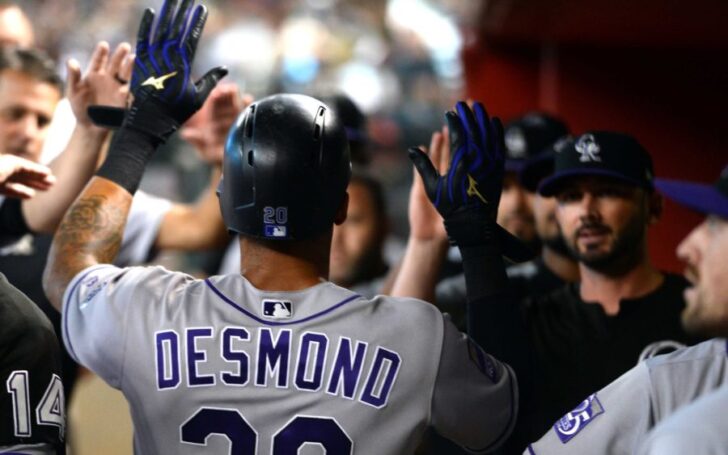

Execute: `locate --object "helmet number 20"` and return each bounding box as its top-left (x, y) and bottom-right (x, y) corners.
top-left (180, 408), bottom-right (352, 454)
top-left (263, 207), bottom-right (288, 225)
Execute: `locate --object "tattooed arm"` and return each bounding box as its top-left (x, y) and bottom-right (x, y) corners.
top-left (43, 177), bottom-right (131, 311)
top-left (42, 0), bottom-right (225, 311)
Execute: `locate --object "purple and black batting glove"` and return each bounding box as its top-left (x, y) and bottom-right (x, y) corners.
top-left (89, 0), bottom-right (227, 143)
top-left (409, 101), bottom-right (533, 262)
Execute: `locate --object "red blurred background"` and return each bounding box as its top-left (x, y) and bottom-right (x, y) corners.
top-left (464, 0), bottom-right (728, 272)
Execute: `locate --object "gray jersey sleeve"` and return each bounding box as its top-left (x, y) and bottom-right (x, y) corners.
top-left (62, 264), bottom-right (188, 388)
top-left (638, 386), bottom-right (728, 455)
top-left (432, 317), bottom-right (518, 453)
top-left (525, 362), bottom-right (653, 454)
top-left (526, 339), bottom-right (728, 454)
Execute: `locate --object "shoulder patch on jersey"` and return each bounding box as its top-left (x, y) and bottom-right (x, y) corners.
top-left (554, 393), bottom-right (605, 443)
top-left (262, 299), bottom-right (293, 319)
top-left (466, 338), bottom-right (498, 382)
top-left (80, 275), bottom-right (109, 305)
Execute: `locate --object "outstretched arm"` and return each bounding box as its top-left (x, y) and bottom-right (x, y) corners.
top-left (43, 0), bottom-right (226, 310)
top-left (21, 41), bottom-right (132, 233)
top-left (154, 85), bottom-right (250, 251)
top-left (389, 127), bottom-right (450, 302)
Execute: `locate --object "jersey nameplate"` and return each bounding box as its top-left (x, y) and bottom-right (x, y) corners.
top-left (154, 327), bottom-right (402, 409)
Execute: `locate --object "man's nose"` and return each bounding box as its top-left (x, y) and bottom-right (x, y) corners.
top-left (15, 113), bottom-right (39, 139)
top-left (577, 192), bottom-right (601, 221)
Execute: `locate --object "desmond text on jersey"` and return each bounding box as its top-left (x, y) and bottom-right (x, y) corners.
top-left (155, 327), bottom-right (402, 409)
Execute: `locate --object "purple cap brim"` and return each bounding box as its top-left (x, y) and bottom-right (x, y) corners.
top-left (538, 168), bottom-right (652, 196)
top-left (655, 178), bottom-right (728, 219)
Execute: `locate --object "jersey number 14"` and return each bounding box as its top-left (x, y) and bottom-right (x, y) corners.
top-left (6, 371), bottom-right (65, 439)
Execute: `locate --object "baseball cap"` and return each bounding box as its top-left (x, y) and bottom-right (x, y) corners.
top-left (317, 93), bottom-right (370, 165)
top-left (654, 165), bottom-right (728, 219)
top-left (503, 112), bottom-right (569, 173)
top-left (518, 136), bottom-right (573, 192)
top-left (538, 131), bottom-right (655, 197)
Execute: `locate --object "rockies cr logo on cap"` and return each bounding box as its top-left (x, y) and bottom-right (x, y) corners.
top-left (575, 134), bottom-right (601, 162)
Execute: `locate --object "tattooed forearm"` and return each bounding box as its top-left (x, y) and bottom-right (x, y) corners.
top-left (43, 177), bottom-right (132, 310)
top-left (56, 194), bottom-right (126, 262)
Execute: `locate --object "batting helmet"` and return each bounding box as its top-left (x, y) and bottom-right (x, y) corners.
top-left (218, 94), bottom-right (351, 240)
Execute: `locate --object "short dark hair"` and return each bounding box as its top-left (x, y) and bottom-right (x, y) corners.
top-left (0, 46), bottom-right (62, 93)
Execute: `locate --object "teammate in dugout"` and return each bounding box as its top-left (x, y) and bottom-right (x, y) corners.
top-left (42, 0), bottom-right (521, 453)
top-left (525, 165), bottom-right (728, 454)
top-left (0, 155), bottom-right (63, 453)
top-left (395, 130), bottom-right (703, 453)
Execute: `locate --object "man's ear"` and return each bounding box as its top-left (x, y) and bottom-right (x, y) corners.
top-left (334, 192), bottom-right (349, 225)
top-left (648, 191), bottom-right (663, 224)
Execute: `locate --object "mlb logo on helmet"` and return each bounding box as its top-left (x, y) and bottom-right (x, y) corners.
top-left (264, 225), bottom-right (288, 238)
top-left (262, 300), bottom-right (293, 319)
top-left (554, 393), bottom-right (605, 443)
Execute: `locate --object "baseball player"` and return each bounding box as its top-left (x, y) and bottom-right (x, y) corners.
top-left (42, 1), bottom-right (518, 453)
top-left (525, 165), bottom-right (728, 454)
top-left (0, 156), bottom-right (63, 454)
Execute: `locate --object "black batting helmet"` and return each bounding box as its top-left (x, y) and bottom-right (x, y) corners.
top-left (218, 94), bottom-right (351, 240)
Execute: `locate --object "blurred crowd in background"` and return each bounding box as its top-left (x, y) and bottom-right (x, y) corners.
top-left (18, 0), bottom-right (481, 270)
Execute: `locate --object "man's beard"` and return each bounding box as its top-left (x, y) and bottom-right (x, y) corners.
top-left (681, 286), bottom-right (728, 337)
top-left (332, 248), bottom-right (387, 288)
top-left (567, 212), bottom-right (646, 276)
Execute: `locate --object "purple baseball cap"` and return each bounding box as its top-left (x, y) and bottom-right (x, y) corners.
top-left (655, 165), bottom-right (728, 219)
top-left (538, 131), bottom-right (655, 197)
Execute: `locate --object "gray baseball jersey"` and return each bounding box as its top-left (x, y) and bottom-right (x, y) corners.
top-left (525, 338), bottom-right (728, 454)
top-left (637, 384), bottom-right (728, 455)
top-left (62, 264), bottom-right (517, 454)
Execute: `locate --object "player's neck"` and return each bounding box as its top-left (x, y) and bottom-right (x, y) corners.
top-left (239, 236), bottom-right (331, 291)
top-left (578, 249), bottom-right (663, 316)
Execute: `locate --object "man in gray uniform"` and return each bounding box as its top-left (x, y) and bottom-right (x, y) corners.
top-left (525, 164), bottom-right (728, 454)
top-left (636, 166), bottom-right (728, 454)
top-left (42, 1), bottom-right (518, 453)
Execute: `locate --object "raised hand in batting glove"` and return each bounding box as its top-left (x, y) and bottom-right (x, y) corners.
top-left (408, 101), bottom-right (533, 262)
top-left (89, 0), bottom-right (227, 143)
top-left (95, 0), bottom-right (226, 195)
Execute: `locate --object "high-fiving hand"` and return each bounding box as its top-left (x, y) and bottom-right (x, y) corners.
top-left (409, 101), bottom-right (505, 244)
top-left (68, 41), bottom-right (133, 128)
top-left (408, 101), bottom-right (533, 261)
top-left (90, 0), bottom-right (227, 143)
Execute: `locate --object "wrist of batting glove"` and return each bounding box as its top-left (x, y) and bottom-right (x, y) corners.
top-left (443, 209), bottom-right (499, 248)
top-left (96, 127), bottom-right (157, 195)
top-left (123, 94), bottom-right (182, 144)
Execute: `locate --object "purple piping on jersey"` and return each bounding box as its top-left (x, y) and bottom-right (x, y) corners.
top-left (724, 340), bottom-right (728, 356)
top-left (204, 279), bottom-right (362, 326)
top-left (526, 444), bottom-right (536, 454)
top-left (63, 266), bottom-right (109, 363)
